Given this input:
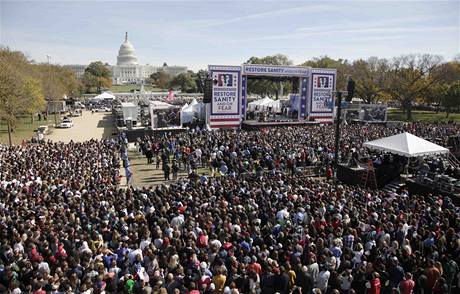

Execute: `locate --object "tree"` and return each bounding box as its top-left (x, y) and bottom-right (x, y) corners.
top-left (24, 77), bottom-right (45, 123)
top-left (0, 62), bottom-right (26, 145)
top-left (301, 56), bottom-right (351, 90)
top-left (0, 49), bottom-right (43, 145)
top-left (441, 81), bottom-right (460, 117)
top-left (424, 60), bottom-right (460, 109)
top-left (82, 61), bottom-right (112, 93)
top-left (385, 54), bottom-right (444, 120)
top-left (350, 57), bottom-right (390, 103)
top-left (168, 72), bottom-right (197, 93)
top-left (148, 70), bottom-right (171, 90)
top-left (245, 54), bottom-right (293, 98)
top-left (194, 69), bottom-right (208, 93)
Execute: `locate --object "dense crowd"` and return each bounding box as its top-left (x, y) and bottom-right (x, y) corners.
top-left (0, 123), bottom-right (459, 294)
top-left (137, 123), bottom-right (460, 179)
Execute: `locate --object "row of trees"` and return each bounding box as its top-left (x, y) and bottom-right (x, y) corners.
top-left (0, 47), bottom-right (80, 145)
top-left (245, 54), bottom-right (460, 120)
top-left (147, 70), bottom-right (206, 93)
top-left (144, 53), bottom-right (459, 121)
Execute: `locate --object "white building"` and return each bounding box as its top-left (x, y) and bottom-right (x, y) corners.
top-left (65, 32), bottom-right (188, 85)
top-left (111, 32), bottom-right (157, 85)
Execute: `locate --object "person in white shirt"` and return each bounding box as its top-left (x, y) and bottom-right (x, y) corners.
top-left (338, 270), bottom-right (354, 292)
top-left (317, 266), bottom-right (330, 293)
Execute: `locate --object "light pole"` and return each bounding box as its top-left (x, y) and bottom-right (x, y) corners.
top-left (334, 91), bottom-right (346, 171)
top-left (334, 77), bottom-right (355, 176)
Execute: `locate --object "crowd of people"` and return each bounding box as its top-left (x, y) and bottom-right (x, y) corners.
top-left (136, 123), bottom-right (460, 180)
top-left (0, 123), bottom-right (459, 294)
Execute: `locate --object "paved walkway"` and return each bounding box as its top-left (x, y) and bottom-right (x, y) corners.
top-left (46, 110), bottom-right (116, 143)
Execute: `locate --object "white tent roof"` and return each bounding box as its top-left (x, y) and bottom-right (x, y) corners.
top-left (149, 100), bottom-right (175, 110)
top-left (190, 98), bottom-right (198, 106)
top-left (249, 97), bottom-right (275, 107)
top-left (363, 132), bottom-right (449, 157)
top-left (93, 92), bottom-right (115, 100)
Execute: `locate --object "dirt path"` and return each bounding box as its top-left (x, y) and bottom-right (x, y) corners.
top-left (46, 110), bottom-right (116, 143)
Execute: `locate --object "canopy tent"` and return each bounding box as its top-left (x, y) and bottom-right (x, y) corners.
top-left (181, 103), bottom-right (194, 125)
top-left (149, 101), bottom-right (175, 110)
top-left (265, 99), bottom-right (282, 113)
top-left (363, 132), bottom-right (449, 157)
top-left (180, 99), bottom-right (205, 125)
top-left (248, 97), bottom-right (281, 112)
top-left (189, 98), bottom-right (200, 112)
top-left (92, 92), bottom-right (115, 101)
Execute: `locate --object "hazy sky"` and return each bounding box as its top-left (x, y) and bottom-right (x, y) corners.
top-left (1, 0), bottom-right (459, 70)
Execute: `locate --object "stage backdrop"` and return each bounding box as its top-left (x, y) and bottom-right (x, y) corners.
top-left (208, 65), bottom-right (242, 128)
top-left (308, 69), bottom-right (336, 121)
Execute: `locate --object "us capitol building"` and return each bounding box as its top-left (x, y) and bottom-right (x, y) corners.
top-left (65, 32), bottom-right (187, 85)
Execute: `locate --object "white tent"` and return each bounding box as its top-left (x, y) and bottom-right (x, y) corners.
top-left (265, 99), bottom-right (282, 113)
top-left (181, 103), bottom-right (194, 125)
top-left (189, 98), bottom-right (200, 112)
top-left (93, 92), bottom-right (115, 100)
top-left (248, 97), bottom-right (278, 112)
top-left (149, 101), bottom-right (174, 110)
top-left (363, 132), bottom-right (449, 157)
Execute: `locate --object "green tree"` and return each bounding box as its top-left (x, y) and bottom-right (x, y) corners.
top-left (194, 69), bottom-right (208, 93)
top-left (0, 48), bottom-right (44, 145)
top-left (24, 77), bottom-right (46, 123)
top-left (245, 54), bottom-right (293, 98)
top-left (301, 56), bottom-right (351, 90)
top-left (350, 57), bottom-right (389, 103)
top-left (442, 81), bottom-right (460, 118)
top-left (148, 70), bottom-right (171, 90)
top-left (168, 72), bottom-right (197, 93)
top-left (82, 61), bottom-right (112, 93)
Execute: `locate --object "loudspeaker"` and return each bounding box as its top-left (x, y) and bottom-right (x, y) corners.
top-left (203, 78), bottom-right (213, 103)
top-left (346, 78), bottom-right (355, 102)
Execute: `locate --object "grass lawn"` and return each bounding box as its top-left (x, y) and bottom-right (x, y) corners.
top-left (387, 109), bottom-right (460, 123)
top-left (0, 116), bottom-right (58, 145)
top-left (109, 85), bottom-right (162, 93)
top-left (0, 114), bottom-right (62, 145)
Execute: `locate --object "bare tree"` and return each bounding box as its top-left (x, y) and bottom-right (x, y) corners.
top-left (385, 54), bottom-right (444, 120)
top-left (351, 57), bottom-right (389, 103)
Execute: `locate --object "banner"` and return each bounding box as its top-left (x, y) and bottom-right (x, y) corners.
top-left (311, 73), bottom-right (334, 113)
top-left (211, 71), bottom-right (240, 115)
top-left (243, 65), bottom-right (310, 77)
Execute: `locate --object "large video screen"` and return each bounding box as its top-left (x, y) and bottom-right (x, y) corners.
top-left (362, 105), bottom-right (387, 122)
top-left (151, 108), bottom-right (181, 129)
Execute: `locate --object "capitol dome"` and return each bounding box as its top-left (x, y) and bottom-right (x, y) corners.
top-left (117, 32), bottom-right (138, 66)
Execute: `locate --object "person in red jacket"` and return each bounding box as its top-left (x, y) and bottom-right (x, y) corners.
top-left (366, 272), bottom-right (381, 294)
top-left (326, 165), bottom-right (333, 179)
top-left (399, 273), bottom-right (415, 294)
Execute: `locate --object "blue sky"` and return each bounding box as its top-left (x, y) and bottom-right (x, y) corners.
top-left (1, 0), bottom-right (459, 70)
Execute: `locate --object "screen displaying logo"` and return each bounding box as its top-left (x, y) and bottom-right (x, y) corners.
top-left (214, 73), bottom-right (236, 87)
top-left (314, 76), bottom-right (333, 89)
